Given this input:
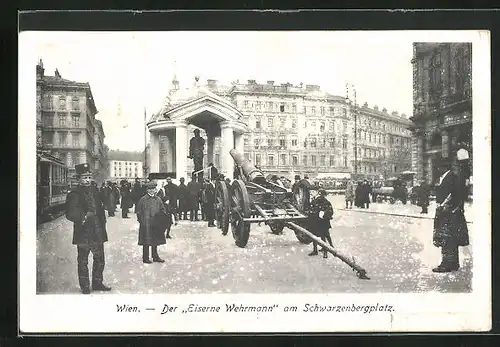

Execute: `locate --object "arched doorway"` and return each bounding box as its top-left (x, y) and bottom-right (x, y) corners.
top-left (147, 86), bottom-right (247, 181)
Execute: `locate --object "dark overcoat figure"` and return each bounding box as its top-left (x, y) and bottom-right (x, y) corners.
top-left (203, 180), bottom-right (216, 227)
top-left (163, 198), bottom-right (177, 238)
top-left (208, 163), bottom-right (219, 181)
top-left (131, 179), bottom-right (142, 212)
top-left (308, 189), bottom-right (334, 258)
top-left (432, 168), bottom-right (469, 272)
top-left (418, 181), bottom-right (431, 213)
top-left (177, 178), bottom-right (189, 220)
top-left (112, 183), bottom-right (120, 209)
top-left (120, 182), bottom-right (132, 218)
top-left (104, 183), bottom-right (116, 216)
top-left (164, 178), bottom-right (179, 214)
top-left (354, 182), bottom-right (362, 208)
top-left (137, 183), bottom-right (168, 263)
top-left (65, 165), bottom-right (111, 294)
top-left (344, 181), bottom-right (354, 209)
top-left (187, 177), bottom-right (202, 221)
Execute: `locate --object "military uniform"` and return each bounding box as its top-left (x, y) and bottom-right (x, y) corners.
top-left (203, 180), bottom-right (216, 227)
top-left (65, 164), bottom-right (111, 294)
top-left (308, 190), bottom-right (334, 258)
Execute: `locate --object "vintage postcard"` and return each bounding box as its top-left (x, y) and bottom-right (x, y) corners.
top-left (19, 30), bottom-right (491, 333)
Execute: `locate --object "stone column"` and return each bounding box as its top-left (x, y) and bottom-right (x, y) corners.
top-left (220, 121), bottom-right (235, 178)
top-left (149, 132), bottom-right (160, 173)
top-left (234, 132), bottom-right (244, 154)
top-left (206, 133), bottom-right (215, 165)
top-left (175, 121), bottom-right (188, 180)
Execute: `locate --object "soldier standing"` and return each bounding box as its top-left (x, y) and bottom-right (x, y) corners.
top-left (120, 180), bottom-right (132, 219)
top-left (164, 177), bottom-right (179, 223)
top-left (308, 189), bottom-right (334, 259)
top-left (131, 177), bottom-right (142, 213)
top-left (65, 163), bottom-right (111, 294)
top-left (203, 178), bottom-right (216, 227)
top-left (187, 174), bottom-right (202, 221)
top-left (177, 177), bottom-right (189, 220)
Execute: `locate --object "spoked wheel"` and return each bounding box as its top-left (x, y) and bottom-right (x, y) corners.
top-left (269, 222), bottom-right (285, 235)
top-left (292, 180), bottom-right (313, 244)
top-left (230, 180), bottom-right (251, 248)
top-left (215, 180), bottom-right (230, 235)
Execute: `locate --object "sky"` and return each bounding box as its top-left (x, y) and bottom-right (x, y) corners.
top-left (32, 31), bottom-right (416, 151)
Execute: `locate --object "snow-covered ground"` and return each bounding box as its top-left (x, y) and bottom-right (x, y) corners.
top-left (36, 197), bottom-right (472, 294)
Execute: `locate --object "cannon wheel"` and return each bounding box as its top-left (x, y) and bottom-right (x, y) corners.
top-left (291, 181), bottom-right (313, 244)
top-left (230, 180), bottom-right (251, 248)
top-left (269, 222), bottom-right (285, 235)
top-left (215, 180), bottom-right (230, 235)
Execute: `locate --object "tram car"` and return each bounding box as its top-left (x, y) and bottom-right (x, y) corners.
top-left (37, 151), bottom-right (69, 222)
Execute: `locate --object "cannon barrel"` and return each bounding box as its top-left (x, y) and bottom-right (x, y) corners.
top-left (230, 149), bottom-right (266, 184)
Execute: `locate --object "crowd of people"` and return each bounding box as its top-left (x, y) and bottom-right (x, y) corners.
top-left (64, 150), bottom-right (470, 294)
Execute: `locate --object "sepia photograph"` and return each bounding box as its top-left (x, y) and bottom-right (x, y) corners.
top-left (19, 29), bottom-right (490, 333)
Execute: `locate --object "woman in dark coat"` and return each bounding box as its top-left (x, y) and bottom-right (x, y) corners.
top-left (432, 164), bottom-right (469, 273)
top-left (136, 181), bottom-right (167, 263)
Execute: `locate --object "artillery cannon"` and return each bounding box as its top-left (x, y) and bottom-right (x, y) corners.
top-left (213, 149), bottom-right (370, 280)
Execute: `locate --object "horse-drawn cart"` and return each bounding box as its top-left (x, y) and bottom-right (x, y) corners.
top-left (213, 149), bottom-right (370, 280)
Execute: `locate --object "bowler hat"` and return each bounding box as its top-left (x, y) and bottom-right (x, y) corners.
top-left (294, 175), bottom-right (301, 180)
top-left (318, 188), bottom-right (327, 196)
top-left (75, 163), bottom-right (92, 176)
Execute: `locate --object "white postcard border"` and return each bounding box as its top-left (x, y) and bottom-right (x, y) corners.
top-left (19, 30), bottom-right (491, 333)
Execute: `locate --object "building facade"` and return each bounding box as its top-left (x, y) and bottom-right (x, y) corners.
top-left (36, 59), bottom-right (108, 182)
top-left (108, 160), bottom-right (144, 179)
top-left (410, 43), bottom-right (472, 184)
top-left (208, 80), bottom-right (413, 180)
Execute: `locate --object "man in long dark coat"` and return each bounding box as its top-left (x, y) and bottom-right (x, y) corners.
top-left (308, 189), bottom-right (334, 259)
top-left (202, 178), bottom-right (216, 227)
top-left (137, 181), bottom-right (167, 263)
top-left (112, 182), bottom-right (120, 211)
top-left (120, 180), bottom-right (132, 218)
top-left (131, 177), bottom-right (142, 213)
top-left (187, 174), bottom-right (202, 221)
top-left (65, 163), bottom-right (111, 294)
top-left (432, 162), bottom-right (469, 273)
top-left (177, 177), bottom-right (189, 220)
top-left (164, 177), bottom-right (178, 220)
top-left (103, 181), bottom-right (116, 217)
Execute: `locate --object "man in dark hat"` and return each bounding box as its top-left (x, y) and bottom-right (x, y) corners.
top-left (131, 177), bottom-right (142, 213)
top-left (291, 175), bottom-right (301, 192)
top-left (308, 188), bottom-right (334, 259)
top-left (65, 163), bottom-right (111, 294)
top-left (136, 181), bottom-right (167, 263)
top-left (188, 128), bottom-right (205, 173)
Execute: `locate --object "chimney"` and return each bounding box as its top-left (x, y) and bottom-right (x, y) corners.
top-left (55, 69), bottom-right (61, 78)
top-left (207, 79), bottom-right (218, 89)
top-left (382, 108), bottom-right (387, 113)
top-left (36, 59), bottom-right (44, 79)
top-left (363, 102), bottom-right (368, 108)
top-left (267, 80), bottom-right (274, 85)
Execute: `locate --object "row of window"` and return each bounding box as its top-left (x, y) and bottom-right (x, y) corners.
top-left (43, 95), bottom-right (81, 111)
top-left (113, 162), bottom-right (140, 167)
top-left (247, 137), bottom-right (348, 149)
top-left (241, 101), bottom-right (347, 117)
top-left (43, 112), bottom-right (81, 128)
top-left (42, 131), bottom-right (82, 147)
top-left (242, 153), bottom-right (349, 168)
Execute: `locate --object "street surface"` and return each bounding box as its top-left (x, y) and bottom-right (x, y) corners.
top-left (36, 195), bottom-right (473, 294)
